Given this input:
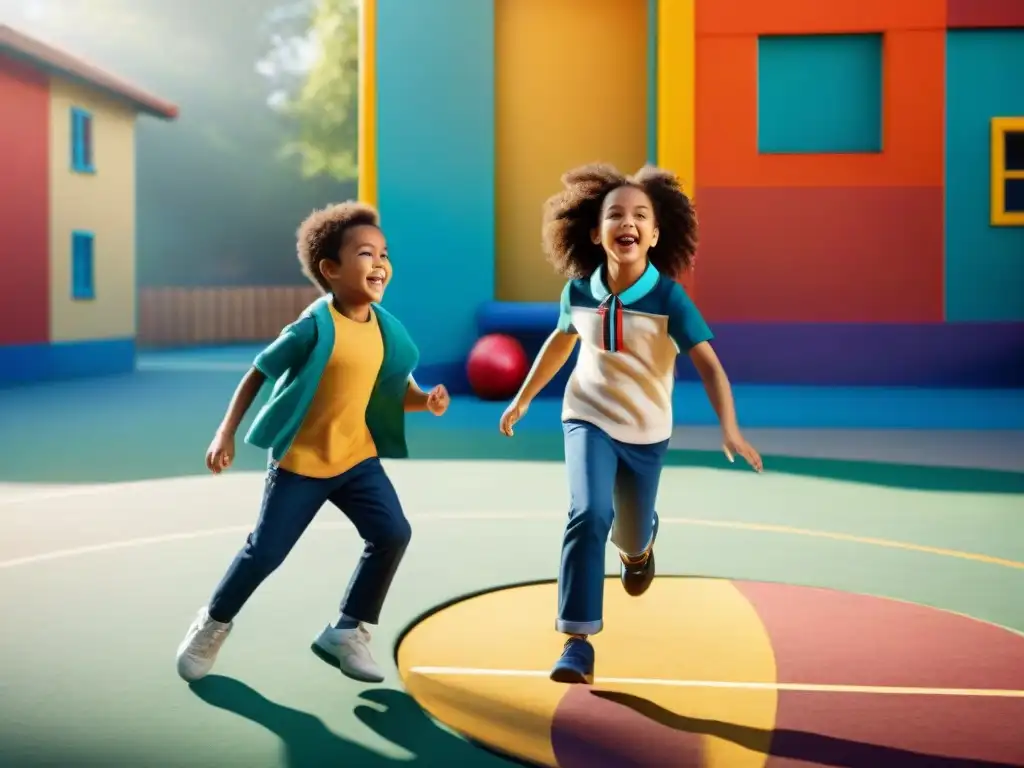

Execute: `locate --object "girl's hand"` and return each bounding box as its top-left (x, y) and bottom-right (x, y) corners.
top-left (723, 430), bottom-right (763, 473)
top-left (499, 399), bottom-right (529, 437)
top-left (206, 430), bottom-right (235, 474)
top-left (426, 384), bottom-right (450, 416)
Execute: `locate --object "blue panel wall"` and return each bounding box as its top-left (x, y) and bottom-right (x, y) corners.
top-left (375, 0), bottom-right (495, 370)
top-left (0, 339), bottom-right (135, 387)
top-left (757, 34), bottom-right (883, 154)
top-left (945, 29), bottom-right (1024, 322)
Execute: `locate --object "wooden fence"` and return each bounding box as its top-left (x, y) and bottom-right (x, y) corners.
top-left (137, 286), bottom-right (321, 347)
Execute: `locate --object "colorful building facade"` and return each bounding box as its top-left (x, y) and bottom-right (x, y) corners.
top-left (0, 25), bottom-right (178, 385)
top-left (360, 0), bottom-right (1024, 387)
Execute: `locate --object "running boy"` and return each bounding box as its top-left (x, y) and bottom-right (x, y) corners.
top-left (499, 164), bottom-right (762, 684)
top-left (176, 202), bottom-right (449, 684)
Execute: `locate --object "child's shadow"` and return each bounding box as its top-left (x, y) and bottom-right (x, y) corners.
top-left (188, 675), bottom-right (512, 767)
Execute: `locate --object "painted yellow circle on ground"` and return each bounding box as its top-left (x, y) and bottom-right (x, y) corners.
top-left (396, 577), bottom-right (777, 767)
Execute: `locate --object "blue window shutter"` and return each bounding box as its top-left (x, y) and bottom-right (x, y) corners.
top-left (72, 231), bottom-right (95, 300)
top-left (70, 107), bottom-right (94, 172)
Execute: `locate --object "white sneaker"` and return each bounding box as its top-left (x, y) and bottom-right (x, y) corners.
top-left (176, 606), bottom-right (233, 682)
top-left (311, 624), bottom-right (384, 683)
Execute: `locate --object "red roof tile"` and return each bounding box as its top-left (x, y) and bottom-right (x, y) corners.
top-left (0, 24), bottom-right (178, 119)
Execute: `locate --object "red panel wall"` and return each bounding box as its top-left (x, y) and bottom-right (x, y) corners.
top-left (692, 0), bottom-right (946, 323)
top-left (695, 187), bottom-right (944, 322)
top-left (0, 54), bottom-right (49, 345)
top-left (947, 0), bottom-right (1024, 29)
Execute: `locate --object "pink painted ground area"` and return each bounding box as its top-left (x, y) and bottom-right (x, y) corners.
top-left (550, 582), bottom-right (1024, 767)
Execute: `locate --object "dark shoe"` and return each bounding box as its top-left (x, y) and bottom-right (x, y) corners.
top-left (620, 515), bottom-right (658, 597)
top-left (620, 548), bottom-right (655, 596)
top-left (550, 637), bottom-right (595, 685)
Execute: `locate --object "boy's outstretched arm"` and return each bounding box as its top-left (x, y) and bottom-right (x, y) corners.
top-left (207, 314), bottom-right (314, 474)
top-left (499, 329), bottom-right (577, 436)
top-left (688, 341), bottom-right (763, 472)
top-left (207, 367), bottom-right (266, 473)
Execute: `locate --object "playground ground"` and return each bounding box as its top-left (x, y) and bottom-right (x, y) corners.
top-left (0, 346), bottom-right (1022, 767)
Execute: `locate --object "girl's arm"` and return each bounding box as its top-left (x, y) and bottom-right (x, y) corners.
top-left (500, 329), bottom-right (577, 437)
top-left (688, 342), bottom-right (740, 438)
top-left (513, 329), bottom-right (578, 407)
top-left (689, 341), bottom-right (763, 471)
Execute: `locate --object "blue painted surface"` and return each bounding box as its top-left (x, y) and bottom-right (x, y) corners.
top-left (945, 29), bottom-right (1024, 322)
top-left (375, 0), bottom-right (495, 367)
top-left (130, 346), bottom-right (1024, 429)
top-left (435, 385), bottom-right (1024, 431)
top-left (757, 34), bottom-right (882, 154)
top-left (647, 0), bottom-right (658, 164)
top-left (475, 302), bottom-right (1024, 387)
top-left (0, 338), bottom-right (135, 386)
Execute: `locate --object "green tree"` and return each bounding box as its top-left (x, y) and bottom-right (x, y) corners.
top-left (274, 0), bottom-right (360, 181)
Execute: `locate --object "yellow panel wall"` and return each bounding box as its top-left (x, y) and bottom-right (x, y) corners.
top-left (48, 78), bottom-right (137, 342)
top-left (495, 0), bottom-right (648, 302)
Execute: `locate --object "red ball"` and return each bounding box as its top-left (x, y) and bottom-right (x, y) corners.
top-left (466, 334), bottom-right (529, 401)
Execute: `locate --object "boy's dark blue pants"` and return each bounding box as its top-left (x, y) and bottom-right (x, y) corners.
top-left (557, 419), bottom-right (668, 636)
top-left (207, 457), bottom-right (411, 625)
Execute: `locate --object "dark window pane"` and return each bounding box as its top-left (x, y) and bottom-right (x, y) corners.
top-left (1006, 131), bottom-right (1024, 172)
top-left (82, 115), bottom-right (93, 167)
top-left (1005, 178), bottom-right (1024, 214)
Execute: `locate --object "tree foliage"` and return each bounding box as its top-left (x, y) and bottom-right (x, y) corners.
top-left (273, 0), bottom-right (360, 180)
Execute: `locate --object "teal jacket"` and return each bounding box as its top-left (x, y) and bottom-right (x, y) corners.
top-left (244, 295), bottom-right (420, 462)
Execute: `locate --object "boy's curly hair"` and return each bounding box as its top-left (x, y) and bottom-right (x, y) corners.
top-left (296, 201), bottom-right (380, 292)
top-left (541, 163), bottom-right (698, 280)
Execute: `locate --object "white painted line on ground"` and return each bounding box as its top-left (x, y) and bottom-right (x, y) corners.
top-left (0, 484), bottom-right (122, 507)
top-left (0, 515), bottom-right (553, 569)
top-left (658, 518), bottom-right (1024, 570)
top-left (0, 526), bottom-right (253, 569)
top-left (408, 666), bottom-right (1024, 698)
top-left (0, 477), bottom-right (181, 508)
top-left (2, 511), bottom-right (1022, 571)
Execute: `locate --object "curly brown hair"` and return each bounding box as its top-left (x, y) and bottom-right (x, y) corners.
top-left (541, 163), bottom-right (698, 280)
top-left (296, 201), bottom-right (381, 292)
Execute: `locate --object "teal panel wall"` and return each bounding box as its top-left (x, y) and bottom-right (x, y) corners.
top-left (375, 0), bottom-right (495, 366)
top-left (757, 34), bottom-right (883, 154)
top-left (945, 29), bottom-right (1024, 321)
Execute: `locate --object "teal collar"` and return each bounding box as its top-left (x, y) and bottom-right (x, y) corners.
top-left (590, 262), bottom-right (660, 305)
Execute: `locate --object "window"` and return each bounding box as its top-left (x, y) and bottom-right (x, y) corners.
top-left (992, 118), bottom-right (1024, 226)
top-left (757, 33), bottom-right (883, 154)
top-left (70, 107), bottom-right (94, 173)
top-left (71, 231), bottom-right (95, 300)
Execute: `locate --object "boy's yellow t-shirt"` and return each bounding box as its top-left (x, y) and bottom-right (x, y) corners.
top-left (279, 304), bottom-right (385, 478)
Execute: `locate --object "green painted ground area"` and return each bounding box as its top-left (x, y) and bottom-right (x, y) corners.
top-left (0, 370), bottom-right (1021, 767)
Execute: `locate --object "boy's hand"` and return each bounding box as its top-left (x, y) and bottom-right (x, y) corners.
top-left (206, 430), bottom-right (235, 474)
top-left (499, 398), bottom-right (529, 437)
top-left (426, 384), bottom-right (450, 416)
top-left (723, 429), bottom-right (763, 473)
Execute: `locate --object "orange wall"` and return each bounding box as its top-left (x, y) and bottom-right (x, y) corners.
top-left (695, 30), bottom-right (945, 187)
top-left (696, 0), bottom-right (946, 36)
top-left (495, 0), bottom-right (648, 302)
top-left (692, 0), bottom-right (947, 323)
